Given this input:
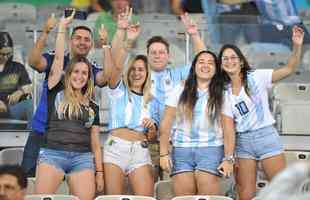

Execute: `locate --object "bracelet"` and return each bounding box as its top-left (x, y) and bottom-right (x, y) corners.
top-left (160, 153), bottom-right (169, 157)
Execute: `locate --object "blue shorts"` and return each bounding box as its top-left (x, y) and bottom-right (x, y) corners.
top-left (236, 125), bottom-right (284, 160)
top-left (38, 148), bottom-right (94, 174)
top-left (171, 146), bottom-right (224, 177)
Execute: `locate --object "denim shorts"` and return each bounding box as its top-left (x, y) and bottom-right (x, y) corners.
top-left (236, 125), bottom-right (284, 160)
top-left (171, 146), bottom-right (224, 177)
top-left (38, 148), bottom-right (94, 174)
top-left (103, 136), bottom-right (152, 175)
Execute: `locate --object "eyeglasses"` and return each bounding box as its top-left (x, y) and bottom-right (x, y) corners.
top-left (221, 56), bottom-right (239, 62)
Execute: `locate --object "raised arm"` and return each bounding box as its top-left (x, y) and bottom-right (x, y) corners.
top-left (48, 12), bottom-right (75, 89)
top-left (28, 15), bottom-right (57, 72)
top-left (94, 25), bottom-right (111, 87)
top-left (272, 26), bottom-right (304, 82)
top-left (109, 7), bottom-right (140, 88)
top-left (181, 13), bottom-right (206, 54)
top-left (159, 106), bottom-right (176, 173)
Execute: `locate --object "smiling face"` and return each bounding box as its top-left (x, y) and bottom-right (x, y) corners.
top-left (147, 42), bottom-right (169, 72)
top-left (221, 48), bottom-right (243, 76)
top-left (128, 59), bottom-right (148, 91)
top-left (70, 62), bottom-right (90, 91)
top-left (195, 52), bottom-right (216, 81)
top-left (70, 29), bottom-right (93, 57)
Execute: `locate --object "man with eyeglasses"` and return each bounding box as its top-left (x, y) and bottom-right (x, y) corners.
top-left (0, 32), bottom-right (33, 128)
top-left (0, 165), bottom-right (27, 200)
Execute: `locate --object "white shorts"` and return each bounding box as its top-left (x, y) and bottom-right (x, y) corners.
top-left (103, 135), bottom-right (152, 175)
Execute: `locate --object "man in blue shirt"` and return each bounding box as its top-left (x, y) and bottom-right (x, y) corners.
top-left (21, 15), bottom-right (108, 177)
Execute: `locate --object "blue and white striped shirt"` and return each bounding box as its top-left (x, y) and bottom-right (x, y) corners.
top-left (107, 80), bottom-right (158, 133)
top-left (166, 83), bottom-right (223, 147)
top-left (150, 65), bottom-right (190, 123)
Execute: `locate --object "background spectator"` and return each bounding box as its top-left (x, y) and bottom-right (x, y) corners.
top-left (0, 164), bottom-right (27, 200)
top-left (0, 32), bottom-right (33, 128)
top-left (94, 0), bottom-right (138, 43)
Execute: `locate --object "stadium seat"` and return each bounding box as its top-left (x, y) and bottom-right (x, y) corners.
top-left (272, 83), bottom-right (310, 135)
top-left (27, 177), bottom-right (69, 195)
top-left (0, 147), bottom-right (24, 165)
top-left (87, 13), bottom-right (101, 23)
top-left (284, 151), bottom-right (310, 165)
top-left (0, 3), bottom-right (36, 24)
top-left (25, 194), bottom-right (79, 200)
top-left (155, 180), bottom-right (174, 200)
top-left (136, 19), bottom-right (187, 66)
top-left (139, 13), bottom-right (177, 22)
top-left (241, 43), bottom-right (290, 69)
top-left (171, 195), bottom-right (233, 200)
top-left (95, 195), bottom-right (157, 200)
top-left (154, 179), bottom-right (236, 200)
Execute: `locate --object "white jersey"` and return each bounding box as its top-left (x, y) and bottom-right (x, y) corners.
top-left (222, 69), bottom-right (275, 132)
top-left (150, 65), bottom-right (190, 123)
top-left (107, 80), bottom-right (158, 133)
top-left (166, 83), bottom-right (223, 147)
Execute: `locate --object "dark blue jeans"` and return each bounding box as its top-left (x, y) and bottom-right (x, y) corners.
top-left (21, 131), bottom-right (46, 177)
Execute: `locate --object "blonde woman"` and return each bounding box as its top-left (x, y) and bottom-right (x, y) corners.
top-left (102, 9), bottom-right (157, 196)
top-left (34, 12), bottom-right (104, 200)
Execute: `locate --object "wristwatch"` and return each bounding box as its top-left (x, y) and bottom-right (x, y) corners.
top-left (222, 155), bottom-right (235, 164)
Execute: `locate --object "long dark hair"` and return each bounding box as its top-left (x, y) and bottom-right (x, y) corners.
top-left (218, 44), bottom-right (252, 96)
top-left (178, 50), bottom-right (224, 124)
top-left (0, 32), bottom-right (13, 62)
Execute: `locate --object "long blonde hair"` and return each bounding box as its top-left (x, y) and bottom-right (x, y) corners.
top-left (123, 55), bottom-right (152, 106)
top-left (62, 57), bottom-right (94, 119)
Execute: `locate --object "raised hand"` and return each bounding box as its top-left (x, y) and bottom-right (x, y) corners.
top-left (117, 6), bottom-right (132, 30)
top-left (43, 13), bottom-right (57, 34)
top-left (292, 25), bottom-right (304, 46)
top-left (181, 12), bottom-right (199, 36)
top-left (127, 22), bottom-right (141, 42)
top-left (59, 9), bottom-right (75, 28)
top-left (99, 24), bottom-right (108, 46)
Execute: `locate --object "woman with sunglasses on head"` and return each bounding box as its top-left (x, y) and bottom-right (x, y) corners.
top-left (219, 26), bottom-right (304, 200)
top-left (34, 12), bottom-right (104, 200)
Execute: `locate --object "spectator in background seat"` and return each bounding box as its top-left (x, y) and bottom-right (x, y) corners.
top-left (0, 164), bottom-right (27, 200)
top-left (0, 32), bottom-right (33, 128)
top-left (94, 0), bottom-right (138, 44)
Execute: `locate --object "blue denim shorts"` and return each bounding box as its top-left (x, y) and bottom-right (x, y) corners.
top-left (236, 125), bottom-right (284, 160)
top-left (38, 148), bottom-right (94, 174)
top-left (171, 146), bottom-right (224, 177)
